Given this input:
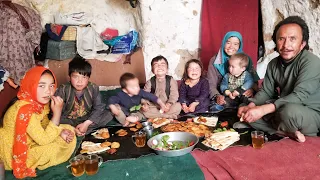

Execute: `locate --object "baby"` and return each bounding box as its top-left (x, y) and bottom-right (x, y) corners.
top-left (220, 53), bottom-right (254, 107)
top-left (109, 73), bottom-right (166, 126)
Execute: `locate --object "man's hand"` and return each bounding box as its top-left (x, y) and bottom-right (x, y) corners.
top-left (242, 106), bottom-right (265, 123)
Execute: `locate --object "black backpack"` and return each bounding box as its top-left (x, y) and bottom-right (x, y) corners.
top-left (150, 75), bottom-right (172, 98)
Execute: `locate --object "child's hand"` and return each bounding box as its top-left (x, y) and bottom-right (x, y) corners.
top-left (51, 96), bottom-right (64, 115)
top-left (182, 103), bottom-right (189, 113)
top-left (229, 93), bottom-right (236, 99)
top-left (232, 90), bottom-right (240, 97)
top-left (60, 129), bottom-right (74, 143)
top-left (126, 115), bottom-right (139, 123)
top-left (75, 120), bottom-right (92, 136)
top-left (188, 102), bottom-right (199, 113)
top-left (123, 120), bottom-right (130, 127)
top-left (157, 99), bottom-right (167, 112)
top-left (164, 103), bottom-right (172, 113)
top-left (141, 103), bottom-right (149, 112)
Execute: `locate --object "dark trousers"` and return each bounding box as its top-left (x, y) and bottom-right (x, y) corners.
top-left (249, 103), bottom-right (320, 136)
top-left (60, 109), bottom-right (113, 135)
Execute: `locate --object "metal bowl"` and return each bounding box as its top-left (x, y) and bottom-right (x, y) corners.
top-left (147, 132), bottom-right (199, 157)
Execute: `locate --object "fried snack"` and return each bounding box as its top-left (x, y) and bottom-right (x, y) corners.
top-left (101, 131), bottom-right (110, 139)
top-left (161, 122), bottom-right (211, 137)
top-left (111, 142), bottom-right (120, 149)
top-left (118, 131), bottom-right (128, 136)
top-left (80, 149), bottom-right (88, 154)
top-left (130, 127), bottom-right (138, 132)
top-left (101, 141), bottom-right (112, 147)
top-left (128, 123), bottom-right (136, 127)
top-left (115, 129), bottom-right (126, 134)
top-left (106, 148), bottom-right (117, 154)
top-left (136, 123), bottom-right (143, 129)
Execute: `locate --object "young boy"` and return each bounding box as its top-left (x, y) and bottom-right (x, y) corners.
top-left (109, 73), bottom-right (166, 126)
top-left (55, 55), bottom-right (113, 136)
top-left (219, 53), bottom-right (254, 107)
top-left (143, 55), bottom-right (181, 119)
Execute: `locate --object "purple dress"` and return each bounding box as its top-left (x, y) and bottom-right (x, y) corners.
top-left (179, 77), bottom-right (210, 113)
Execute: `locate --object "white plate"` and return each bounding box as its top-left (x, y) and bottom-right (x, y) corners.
top-left (193, 116), bottom-right (218, 127)
top-left (91, 128), bottom-right (109, 139)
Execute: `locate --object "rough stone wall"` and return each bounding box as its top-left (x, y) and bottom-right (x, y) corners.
top-left (139, 0), bottom-right (202, 80)
top-left (12, 0), bottom-right (202, 80)
top-left (259, 0), bottom-right (320, 77)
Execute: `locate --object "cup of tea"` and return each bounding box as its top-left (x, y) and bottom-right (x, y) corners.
top-left (84, 154), bottom-right (103, 176)
top-left (68, 155), bottom-right (85, 177)
top-left (132, 131), bottom-right (147, 147)
top-left (143, 125), bottom-right (154, 139)
top-left (141, 121), bottom-right (152, 127)
top-left (251, 131), bottom-right (264, 149)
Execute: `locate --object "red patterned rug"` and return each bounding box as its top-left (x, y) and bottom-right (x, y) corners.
top-left (192, 137), bottom-right (320, 180)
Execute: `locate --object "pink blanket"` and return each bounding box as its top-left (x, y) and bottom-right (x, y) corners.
top-left (192, 137), bottom-right (320, 180)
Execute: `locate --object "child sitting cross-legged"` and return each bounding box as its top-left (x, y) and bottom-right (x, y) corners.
top-left (219, 53), bottom-right (254, 108)
top-left (143, 55), bottom-right (181, 119)
top-left (179, 59), bottom-right (210, 114)
top-left (55, 55), bottom-right (113, 136)
top-left (109, 73), bottom-right (166, 126)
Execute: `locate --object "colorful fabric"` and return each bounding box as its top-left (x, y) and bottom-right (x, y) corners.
top-left (228, 72), bottom-right (247, 91)
top-left (12, 66), bottom-right (56, 179)
top-left (67, 96), bottom-right (88, 119)
top-left (213, 31), bottom-right (243, 76)
top-left (0, 2), bottom-right (42, 84)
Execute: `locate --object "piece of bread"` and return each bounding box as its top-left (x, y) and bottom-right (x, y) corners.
top-left (152, 118), bottom-right (171, 128)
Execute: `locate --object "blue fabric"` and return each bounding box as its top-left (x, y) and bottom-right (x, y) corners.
top-left (214, 31), bottom-right (243, 76)
top-left (220, 71), bottom-right (254, 94)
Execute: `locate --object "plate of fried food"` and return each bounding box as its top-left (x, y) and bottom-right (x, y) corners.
top-left (91, 128), bottom-right (110, 139)
top-left (161, 121), bottom-right (212, 137)
top-left (115, 129), bottom-right (128, 136)
top-left (193, 116), bottom-right (218, 127)
top-left (80, 141), bottom-right (121, 155)
top-left (80, 141), bottom-right (110, 154)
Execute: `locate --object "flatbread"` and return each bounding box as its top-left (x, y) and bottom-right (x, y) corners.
top-left (91, 128), bottom-right (110, 139)
top-left (81, 141), bottom-right (110, 154)
top-left (152, 118), bottom-right (172, 128)
top-left (193, 116), bottom-right (218, 127)
top-left (202, 131), bottom-right (240, 150)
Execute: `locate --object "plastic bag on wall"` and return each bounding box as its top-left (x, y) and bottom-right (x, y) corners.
top-left (54, 12), bottom-right (93, 25)
top-left (110, 30), bottom-right (138, 54)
